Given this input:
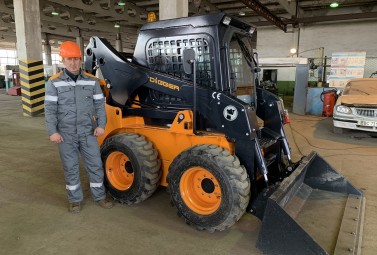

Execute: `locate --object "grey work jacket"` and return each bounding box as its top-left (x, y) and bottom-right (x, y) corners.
top-left (44, 69), bottom-right (106, 136)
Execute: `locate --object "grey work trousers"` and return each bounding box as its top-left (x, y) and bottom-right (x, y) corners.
top-left (58, 132), bottom-right (106, 203)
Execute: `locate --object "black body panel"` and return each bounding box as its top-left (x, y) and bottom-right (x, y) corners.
top-left (84, 13), bottom-right (286, 199)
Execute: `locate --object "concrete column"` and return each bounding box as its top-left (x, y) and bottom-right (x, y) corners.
top-left (115, 33), bottom-right (123, 52)
top-left (76, 36), bottom-right (84, 57)
top-left (44, 43), bottom-right (52, 66)
top-left (159, 0), bottom-right (188, 20)
top-left (13, 0), bottom-right (45, 116)
top-left (14, 0), bottom-right (42, 60)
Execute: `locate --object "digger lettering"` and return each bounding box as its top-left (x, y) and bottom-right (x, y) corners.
top-left (149, 77), bottom-right (180, 91)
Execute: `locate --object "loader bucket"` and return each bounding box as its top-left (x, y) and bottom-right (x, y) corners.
top-left (257, 151), bottom-right (365, 255)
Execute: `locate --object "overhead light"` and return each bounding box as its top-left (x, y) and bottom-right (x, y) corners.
top-left (239, 10), bottom-right (245, 16)
top-left (290, 48), bottom-right (297, 54)
top-left (51, 9), bottom-right (59, 16)
top-left (330, 2), bottom-right (339, 8)
top-left (114, 22), bottom-right (120, 28)
top-left (117, 0), bottom-right (126, 6)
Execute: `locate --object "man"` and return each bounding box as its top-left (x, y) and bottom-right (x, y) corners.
top-left (44, 41), bottom-right (113, 213)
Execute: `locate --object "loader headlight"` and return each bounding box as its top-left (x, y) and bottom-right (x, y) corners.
top-left (247, 27), bottom-right (256, 35)
top-left (336, 105), bottom-right (352, 114)
top-left (222, 16), bottom-right (231, 26)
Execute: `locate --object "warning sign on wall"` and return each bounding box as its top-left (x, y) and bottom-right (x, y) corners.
top-left (327, 51), bottom-right (366, 88)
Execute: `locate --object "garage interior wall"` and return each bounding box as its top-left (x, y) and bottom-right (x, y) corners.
top-left (256, 20), bottom-right (377, 97)
top-left (257, 20), bottom-right (377, 57)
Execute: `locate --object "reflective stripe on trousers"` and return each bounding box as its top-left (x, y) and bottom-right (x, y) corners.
top-left (58, 133), bottom-right (106, 203)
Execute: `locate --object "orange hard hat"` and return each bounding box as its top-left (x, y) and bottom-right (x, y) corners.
top-left (59, 41), bottom-right (82, 58)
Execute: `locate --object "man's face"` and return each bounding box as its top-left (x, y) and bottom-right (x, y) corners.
top-left (62, 57), bottom-right (82, 75)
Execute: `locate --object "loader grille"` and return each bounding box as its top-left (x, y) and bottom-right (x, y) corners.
top-left (146, 36), bottom-right (215, 88)
top-left (355, 108), bottom-right (377, 117)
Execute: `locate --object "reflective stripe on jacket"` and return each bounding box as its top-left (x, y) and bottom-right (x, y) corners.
top-left (44, 69), bottom-right (106, 136)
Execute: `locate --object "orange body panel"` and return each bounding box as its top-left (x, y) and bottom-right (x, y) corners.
top-left (98, 104), bottom-right (234, 187)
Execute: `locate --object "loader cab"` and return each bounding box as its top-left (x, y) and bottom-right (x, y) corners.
top-left (133, 13), bottom-right (257, 103)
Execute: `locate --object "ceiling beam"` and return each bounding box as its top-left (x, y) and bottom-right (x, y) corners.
top-left (216, 2), bottom-right (246, 9)
top-left (276, 0), bottom-right (304, 17)
top-left (239, 0), bottom-right (287, 31)
top-left (133, 0), bottom-right (159, 7)
top-left (40, 14), bottom-right (138, 36)
top-left (298, 11), bottom-right (377, 23)
top-left (0, 1), bottom-right (139, 38)
top-left (0, 19), bottom-right (136, 51)
top-left (248, 11), bottom-right (377, 27)
top-left (44, 0), bottom-right (147, 25)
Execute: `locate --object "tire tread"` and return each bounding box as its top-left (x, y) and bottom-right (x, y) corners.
top-left (168, 144), bottom-right (250, 232)
top-left (101, 133), bottom-right (161, 204)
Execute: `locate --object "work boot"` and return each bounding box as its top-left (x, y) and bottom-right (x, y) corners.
top-left (97, 198), bottom-right (113, 209)
top-left (69, 202), bottom-right (81, 213)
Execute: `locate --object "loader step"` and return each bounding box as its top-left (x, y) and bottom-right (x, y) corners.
top-left (258, 137), bottom-right (276, 149)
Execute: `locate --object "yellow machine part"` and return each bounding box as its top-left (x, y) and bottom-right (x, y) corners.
top-left (98, 104), bottom-right (234, 187)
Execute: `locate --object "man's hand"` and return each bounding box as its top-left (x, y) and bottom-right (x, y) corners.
top-left (50, 133), bottom-right (64, 144)
top-left (94, 127), bottom-right (105, 137)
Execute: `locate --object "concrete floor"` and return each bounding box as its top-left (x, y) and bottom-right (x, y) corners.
top-left (0, 91), bottom-right (376, 255)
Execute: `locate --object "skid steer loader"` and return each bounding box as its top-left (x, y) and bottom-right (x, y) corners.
top-left (84, 13), bottom-right (364, 255)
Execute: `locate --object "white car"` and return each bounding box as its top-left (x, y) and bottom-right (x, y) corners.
top-left (333, 78), bottom-right (377, 133)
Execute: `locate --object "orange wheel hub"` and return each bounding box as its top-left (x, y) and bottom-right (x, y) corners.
top-left (180, 167), bottom-right (222, 215)
top-left (106, 151), bottom-right (134, 191)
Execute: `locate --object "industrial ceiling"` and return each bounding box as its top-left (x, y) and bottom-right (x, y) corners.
top-left (0, 0), bottom-right (376, 51)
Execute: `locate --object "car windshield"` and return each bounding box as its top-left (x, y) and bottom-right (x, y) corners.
top-left (343, 80), bottom-right (377, 96)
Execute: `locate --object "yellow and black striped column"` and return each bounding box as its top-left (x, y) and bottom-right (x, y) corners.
top-left (20, 59), bottom-right (45, 116)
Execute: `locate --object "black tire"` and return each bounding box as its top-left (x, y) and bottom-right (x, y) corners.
top-left (167, 144), bottom-right (250, 232)
top-left (101, 133), bottom-right (161, 204)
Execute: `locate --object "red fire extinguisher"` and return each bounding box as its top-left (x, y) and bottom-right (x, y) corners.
top-left (320, 89), bottom-right (338, 117)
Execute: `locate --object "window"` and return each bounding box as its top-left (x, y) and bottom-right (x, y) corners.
top-left (43, 53), bottom-right (60, 65)
top-left (228, 35), bottom-right (254, 89)
top-left (0, 49), bottom-right (18, 69)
